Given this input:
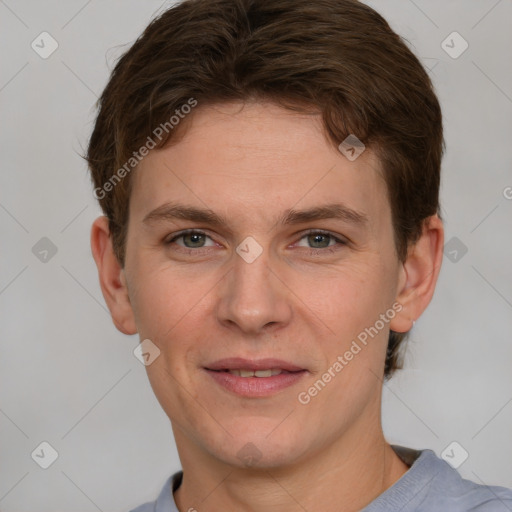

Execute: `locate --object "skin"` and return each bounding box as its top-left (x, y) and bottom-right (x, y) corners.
top-left (91, 101), bottom-right (444, 512)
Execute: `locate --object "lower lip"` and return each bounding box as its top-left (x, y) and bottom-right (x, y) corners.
top-left (205, 369), bottom-right (307, 397)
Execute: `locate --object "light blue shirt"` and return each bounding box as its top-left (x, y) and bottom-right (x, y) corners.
top-left (130, 445), bottom-right (512, 511)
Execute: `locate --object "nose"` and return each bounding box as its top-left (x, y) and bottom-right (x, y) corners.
top-left (216, 246), bottom-right (292, 335)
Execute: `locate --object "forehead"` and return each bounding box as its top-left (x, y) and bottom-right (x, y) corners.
top-left (130, 101), bottom-right (389, 229)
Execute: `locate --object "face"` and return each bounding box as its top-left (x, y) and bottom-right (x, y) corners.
top-left (120, 101), bottom-right (406, 468)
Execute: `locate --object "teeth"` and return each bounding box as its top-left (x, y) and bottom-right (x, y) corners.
top-left (255, 369), bottom-right (272, 377)
top-left (227, 368), bottom-right (283, 377)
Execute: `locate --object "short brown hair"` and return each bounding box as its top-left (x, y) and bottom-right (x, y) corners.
top-left (86, 0), bottom-right (444, 378)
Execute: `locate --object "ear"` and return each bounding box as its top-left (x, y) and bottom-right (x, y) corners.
top-left (90, 216), bottom-right (137, 335)
top-left (390, 215), bottom-right (444, 333)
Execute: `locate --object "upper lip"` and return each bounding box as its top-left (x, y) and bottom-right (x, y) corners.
top-left (205, 357), bottom-right (305, 372)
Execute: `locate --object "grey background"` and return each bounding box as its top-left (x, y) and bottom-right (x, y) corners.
top-left (1, 1), bottom-right (511, 510)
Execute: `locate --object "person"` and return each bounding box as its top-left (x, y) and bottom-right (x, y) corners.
top-left (87, 0), bottom-right (512, 510)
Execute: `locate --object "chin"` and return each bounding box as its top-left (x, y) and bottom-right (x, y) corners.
top-left (208, 425), bottom-right (306, 470)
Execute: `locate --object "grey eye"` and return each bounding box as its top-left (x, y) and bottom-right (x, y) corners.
top-left (182, 233), bottom-right (207, 248)
top-left (307, 233), bottom-right (333, 248)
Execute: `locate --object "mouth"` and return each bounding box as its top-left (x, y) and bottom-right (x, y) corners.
top-left (204, 358), bottom-right (307, 397)
top-left (212, 368), bottom-right (290, 377)
top-left (205, 357), bottom-right (306, 373)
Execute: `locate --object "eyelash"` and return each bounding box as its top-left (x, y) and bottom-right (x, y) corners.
top-left (164, 229), bottom-right (347, 256)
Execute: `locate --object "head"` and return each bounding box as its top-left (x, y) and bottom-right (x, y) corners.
top-left (88, 0), bottom-right (444, 469)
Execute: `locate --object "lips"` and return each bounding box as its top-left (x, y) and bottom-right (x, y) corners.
top-left (204, 357), bottom-right (307, 397)
top-left (205, 357), bottom-right (305, 373)
top-left (226, 368), bottom-right (283, 377)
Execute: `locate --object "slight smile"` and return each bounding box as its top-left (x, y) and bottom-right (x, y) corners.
top-left (204, 357), bottom-right (309, 397)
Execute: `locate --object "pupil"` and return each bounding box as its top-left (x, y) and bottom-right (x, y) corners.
top-left (309, 234), bottom-right (329, 248)
top-left (186, 233), bottom-right (204, 247)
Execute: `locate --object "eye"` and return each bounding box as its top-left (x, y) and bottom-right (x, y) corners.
top-left (295, 230), bottom-right (347, 252)
top-left (164, 229), bottom-right (347, 255)
top-left (166, 230), bottom-right (215, 248)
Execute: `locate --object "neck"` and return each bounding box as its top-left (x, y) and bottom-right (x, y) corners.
top-left (172, 412), bottom-right (409, 512)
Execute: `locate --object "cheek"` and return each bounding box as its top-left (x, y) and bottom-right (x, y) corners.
top-left (127, 263), bottom-right (213, 378)
top-left (134, 271), bottom-right (205, 428)
top-left (297, 260), bottom-right (395, 336)
top-left (128, 262), bottom-right (199, 339)
top-left (299, 272), bottom-right (393, 422)
top-left (305, 260), bottom-right (398, 387)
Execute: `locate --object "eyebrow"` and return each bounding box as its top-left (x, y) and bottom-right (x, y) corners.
top-left (142, 202), bottom-right (369, 229)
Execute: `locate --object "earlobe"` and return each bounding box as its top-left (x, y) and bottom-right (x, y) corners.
top-left (390, 215), bottom-right (444, 333)
top-left (90, 216), bottom-right (138, 335)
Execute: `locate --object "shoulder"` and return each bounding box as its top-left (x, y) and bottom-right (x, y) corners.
top-left (365, 446), bottom-right (512, 512)
top-left (410, 448), bottom-right (512, 511)
top-left (129, 503), bottom-right (155, 512)
top-left (127, 472), bottom-right (181, 512)
top-left (430, 465), bottom-right (512, 511)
